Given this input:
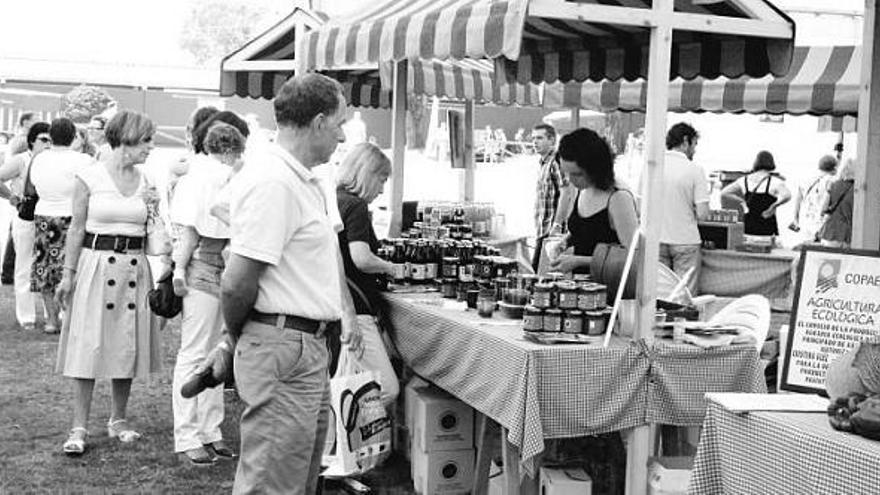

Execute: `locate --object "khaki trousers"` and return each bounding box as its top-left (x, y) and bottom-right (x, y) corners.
top-left (232, 320), bottom-right (330, 495)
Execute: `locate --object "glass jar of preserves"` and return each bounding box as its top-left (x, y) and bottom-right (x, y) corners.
top-left (523, 306), bottom-right (543, 332)
top-left (577, 284), bottom-right (596, 311)
top-left (584, 310), bottom-right (607, 336)
top-left (556, 281), bottom-right (579, 309)
top-left (594, 284), bottom-right (608, 309)
top-left (563, 310), bottom-right (584, 334)
top-left (532, 283), bottom-right (553, 309)
top-left (543, 308), bottom-right (563, 333)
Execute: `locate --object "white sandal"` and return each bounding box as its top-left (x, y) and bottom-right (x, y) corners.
top-left (107, 419), bottom-right (141, 443)
top-left (63, 427), bottom-right (88, 456)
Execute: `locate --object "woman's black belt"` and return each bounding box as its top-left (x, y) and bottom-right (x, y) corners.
top-left (83, 233), bottom-right (144, 252)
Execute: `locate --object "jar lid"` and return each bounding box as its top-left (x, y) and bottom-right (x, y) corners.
top-left (555, 281), bottom-right (578, 290)
top-left (534, 283), bottom-right (553, 291)
top-left (584, 310), bottom-right (605, 317)
top-left (442, 278), bottom-right (458, 283)
top-left (565, 310), bottom-right (584, 317)
top-left (443, 257), bottom-right (460, 262)
top-left (524, 305), bottom-right (543, 315)
top-left (545, 308), bottom-right (563, 315)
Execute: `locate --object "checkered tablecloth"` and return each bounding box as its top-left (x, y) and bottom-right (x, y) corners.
top-left (387, 293), bottom-right (765, 475)
top-left (699, 249), bottom-right (797, 299)
top-left (689, 399), bottom-right (880, 494)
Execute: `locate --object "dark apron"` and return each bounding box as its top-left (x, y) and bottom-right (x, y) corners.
top-left (744, 174), bottom-right (779, 235)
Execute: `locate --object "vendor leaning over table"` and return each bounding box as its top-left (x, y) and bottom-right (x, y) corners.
top-left (333, 142), bottom-right (399, 407)
top-left (720, 150), bottom-right (791, 236)
top-left (547, 128), bottom-right (639, 274)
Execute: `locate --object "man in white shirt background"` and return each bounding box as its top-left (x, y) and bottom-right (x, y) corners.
top-left (660, 122), bottom-right (709, 296)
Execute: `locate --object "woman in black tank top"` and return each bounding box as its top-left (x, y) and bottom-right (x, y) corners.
top-left (548, 129), bottom-right (639, 274)
top-left (720, 150), bottom-right (791, 236)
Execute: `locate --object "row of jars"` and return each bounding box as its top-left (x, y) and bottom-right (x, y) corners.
top-left (531, 280), bottom-right (608, 312)
top-left (523, 307), bottom-right (610, 335)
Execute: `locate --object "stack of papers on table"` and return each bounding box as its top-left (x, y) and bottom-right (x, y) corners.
top-left (707, 393), bottom-right (829, 413)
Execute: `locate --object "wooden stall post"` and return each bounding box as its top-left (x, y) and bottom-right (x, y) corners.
top-left (570, 106), bottom-right (581, 129)
top-left (294, 18), bottom-right (306, 77)
top-left (463, 99), bottom-right (476, 202)
top-left (389, 60), bottom-right (408, 237)
top-left (853, 0), bottom-right (880, 250)
top-left (627, 1), bottom-right (674, 494)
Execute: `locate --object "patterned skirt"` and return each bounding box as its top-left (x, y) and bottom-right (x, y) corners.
top-left (31, 215), bottom-right (71, 293)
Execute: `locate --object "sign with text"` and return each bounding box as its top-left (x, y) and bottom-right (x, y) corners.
top-left (782, 246), bottom-right (880, 394)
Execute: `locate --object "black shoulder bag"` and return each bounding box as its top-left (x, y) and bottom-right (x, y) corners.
top-left (17, 155), bottom-right (39, 221)
top-left (148, 264), bottom-right (183, 318)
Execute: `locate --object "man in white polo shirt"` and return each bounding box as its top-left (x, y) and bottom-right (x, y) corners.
top-left (220, 73), bottom-right (361, 494)
top-left (660, 122), bottom-right (709, 296)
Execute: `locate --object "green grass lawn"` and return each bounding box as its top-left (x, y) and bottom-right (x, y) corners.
top-left (0, 285), bottom-right (416, 494)
top-left (0, 285), bottom-right (241, 492)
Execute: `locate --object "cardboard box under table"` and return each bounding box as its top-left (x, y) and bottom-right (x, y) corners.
top-left (385, 293), bottom-right (767, 493)
top-left (409, 385), bottom-right (476, 494)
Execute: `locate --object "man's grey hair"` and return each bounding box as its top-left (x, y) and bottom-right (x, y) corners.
top-left (273, 73), bottom-right (344, 129)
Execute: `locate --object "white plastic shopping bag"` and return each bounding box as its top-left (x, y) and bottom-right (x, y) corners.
top-left (327, 345), bottom-right (393, 475)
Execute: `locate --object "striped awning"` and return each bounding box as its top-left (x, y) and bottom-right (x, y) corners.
top-left (221, 59), bottom-right (538, 108)
top-left (543, 45), bottom-right (859, 116)
top-left (300, 0), bottom-right (795, 84)
top-left (219, 7), bottom-right (539, 107)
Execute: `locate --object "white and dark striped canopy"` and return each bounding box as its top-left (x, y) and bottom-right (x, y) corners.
top-left (543, 45), bottom-right (860, 116)
top-left (220, 8), bottom-right (539, 107)
top-left (300, 0), bottom-right (795, 84)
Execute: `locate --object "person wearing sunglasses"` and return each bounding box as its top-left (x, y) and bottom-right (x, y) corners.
top-left (88, 115), bottom-right (111, 161)
top-left (0, 122), bottom-right (52, 332)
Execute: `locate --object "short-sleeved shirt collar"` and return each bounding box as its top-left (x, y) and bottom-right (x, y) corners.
top-left (267, 143), bottom-right (317, 184)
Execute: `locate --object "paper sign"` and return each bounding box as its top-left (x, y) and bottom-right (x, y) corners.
top-left (781, 246), bottom-right (880, 394)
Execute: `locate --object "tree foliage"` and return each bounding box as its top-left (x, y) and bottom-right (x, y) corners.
top-left (179, 0), bottom-right (273, 67)
top-left (62, 85), bottom-right (115, 123)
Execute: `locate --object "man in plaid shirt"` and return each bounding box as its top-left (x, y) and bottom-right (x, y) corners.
top-left (531, 123), bottom-right (565, 272)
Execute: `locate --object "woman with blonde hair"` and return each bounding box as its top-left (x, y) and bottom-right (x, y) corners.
top-left (335, 142), bottom-right (398, 407)
top-left (818, 158), bottom-right (856, 248)
top-left (170, 122), bottom-right (246, 465)
top-left (55, 110), bottom-right (167, 456)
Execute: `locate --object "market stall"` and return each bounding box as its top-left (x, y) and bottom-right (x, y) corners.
top-left (689, 394), bottom-right (880, 494)
top-left (388, 293), bottom-right (765, 479)
top-left (298, 1), bottom-right (794, 492)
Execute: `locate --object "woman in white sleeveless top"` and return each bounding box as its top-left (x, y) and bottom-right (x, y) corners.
top-left (55, 110), bottom-right (168, 456)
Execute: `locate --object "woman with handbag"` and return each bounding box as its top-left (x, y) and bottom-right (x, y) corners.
top-left (54, 110), bottom-right (168, 456)
top-left (547, 128), bottom-right (639, 275)
top-left (29, 118), bottom-right (95, 333)
top-left (0, 121), bottom-right (51, 331)
top-left (334, 143), bottom-right (399, 408)
top-left (170, 121), bottom-right (247, 465)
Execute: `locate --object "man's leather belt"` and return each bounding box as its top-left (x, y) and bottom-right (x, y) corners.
top-left (83, 233), bottom-right (144, 252)
top-left (249, 310), bottom-right (341, 336)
